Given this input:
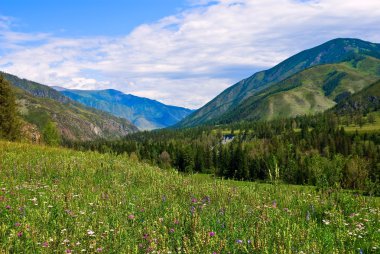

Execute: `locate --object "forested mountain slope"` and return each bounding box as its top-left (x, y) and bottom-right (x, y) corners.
top-left (1, 72), bottom-right (138, 142)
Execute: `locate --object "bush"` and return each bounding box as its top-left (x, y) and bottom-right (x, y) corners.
top-left (343, 156), bottom-right (369, 190)
top-left (307, 154), bottom-right (345, 190)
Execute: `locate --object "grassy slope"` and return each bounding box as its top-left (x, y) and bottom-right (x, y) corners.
top-left (0, 141), bottom-right (379, 253)
top-left (334, 79), bottom-right (380, 115)
top-left (218, 56), bottom-right (380, 123)
top-left (342, 112), bottom-right (380, 133)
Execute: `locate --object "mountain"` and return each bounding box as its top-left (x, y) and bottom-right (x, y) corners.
top-left (217, 55), bottom-right (380, 123)
top-left (177, 38), bottom-right (380, 127)
top-left (57, 89), bottom-right (193, 130)
top-left (51, 86), bottom-right (68, 91)
top-left (1, 72), bottom-right (138, 142)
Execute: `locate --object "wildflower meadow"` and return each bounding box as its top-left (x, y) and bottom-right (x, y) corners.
top-left (0, 141), bottom-right (379, 253)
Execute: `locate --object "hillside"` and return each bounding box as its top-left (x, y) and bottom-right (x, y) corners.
top-left (334, 79), bottom-right (380, 115)
top-left (1, 140), bottom-right (379, 253)
top-left (217, 56), bottom-right (380, 123)
top-left (58, 88), bottom-right (193, 130)
top-left (178, 38), bottom-right (380, 127)
top-left (1, 72), bottom-right (138, 142)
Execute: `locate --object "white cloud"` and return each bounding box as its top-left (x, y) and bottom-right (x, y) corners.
top-left (1, 0), bottom-right (380, 109)
top-left (0, 16), bottom-right (12, 29)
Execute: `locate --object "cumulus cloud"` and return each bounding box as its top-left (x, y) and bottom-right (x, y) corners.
top-left (1, 0), bottom-right (380, 109)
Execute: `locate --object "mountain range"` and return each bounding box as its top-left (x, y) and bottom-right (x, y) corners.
top-left (55, 88), bottom-right (193, 130)
top-left (2, 72), bottom-right (138, 142)
top-left (2, 38), bottom-right (380, 142)
top-left (177, 38), bottom-right (380, 127)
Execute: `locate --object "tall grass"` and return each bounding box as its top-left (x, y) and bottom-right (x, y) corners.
top-left (0, 141), bottom-right (379, 253)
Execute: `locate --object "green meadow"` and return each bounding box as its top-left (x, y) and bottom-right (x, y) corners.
top-left (0, 141), bottom-right (379, 253)
top-left (342, 112), bottom-right (380, 134)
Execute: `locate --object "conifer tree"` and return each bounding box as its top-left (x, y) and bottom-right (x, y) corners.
top-left (0, 75), bottom-right (19, 140)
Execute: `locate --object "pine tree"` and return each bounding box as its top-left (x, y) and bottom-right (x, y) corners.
top-left (0, 75), bottom-right (20, 140)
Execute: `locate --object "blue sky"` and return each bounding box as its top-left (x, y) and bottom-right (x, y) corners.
top-left (1, 0), bottom-right (190, 36)
top-left (1, 0), bottom-right (380, 108)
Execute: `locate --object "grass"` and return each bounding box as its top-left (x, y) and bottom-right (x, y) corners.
top-left (342, 112), bottom-right (380, 134)
top-left (212, 129), bottom-right (243, 135)
top-left (0, 141), bottom-right (379, 253)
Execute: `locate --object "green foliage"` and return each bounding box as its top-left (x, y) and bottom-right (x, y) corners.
top-left (24, 109), bottom-right (50, 130)
top-left (323, 71), bottom-right (347, 96)
top-left (307, 154), bottom-right (345, 190)
top-left (42, 121), bottom-right (61, 146)
top-left (0, 75), bottom-right (20, 141)
top-left (159, 150), bottom-right (171, 169)
top-left (343, 156), bottom-right (370, 190)
top-left (1, 141), bottom-right (379, 253)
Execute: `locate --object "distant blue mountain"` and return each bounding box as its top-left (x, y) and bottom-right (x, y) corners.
top-left (56, 88), bottom-right (194, 130)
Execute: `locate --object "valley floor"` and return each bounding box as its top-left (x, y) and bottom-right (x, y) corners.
top-left (0, 141), bottom-right (379, 253)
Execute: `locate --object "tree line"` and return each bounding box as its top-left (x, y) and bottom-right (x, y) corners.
top-left (65, 113), bottom-right (380, 195)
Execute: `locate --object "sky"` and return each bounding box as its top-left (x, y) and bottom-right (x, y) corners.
top-left (0, 0), bottom-right (380, 109)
